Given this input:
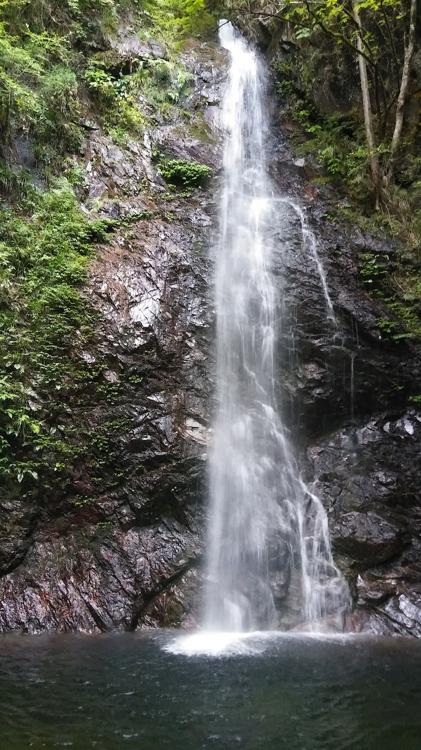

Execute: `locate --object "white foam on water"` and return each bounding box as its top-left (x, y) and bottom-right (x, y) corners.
top-left (164, 631), bottom-right (276, 657)
top-left (163, 629), bottom-right (358, 657)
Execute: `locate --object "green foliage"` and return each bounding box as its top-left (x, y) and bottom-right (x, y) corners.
top-left (377, 300), bottom-right (421, 341)
top-left (84, 53), bottom-right (195, 137)
top-left (0, 0), bottom-right (216, 156)
top-left (0, 20), bottom-right (44, 133)
top-left (84, 63), bottom-right (116, 99)
top-left (244, 0), bottom-right (420, 204)
top-left (0, 0), bottom-right (146, 154)
top-left (359, 251), bottom-right (388, 286)
top-left (158, 156), bottom-right (212, 190)
top-left (358, 250), bottom-right (421, 341)
top-left (144, 0), bottom-right (215, 46)
top-left (84, 58), bottom-right (146, 135)
top-left (0, 181), bottom-right (111, 483)
top-left (276, 57), bottom-right (376, 204)
top-left (144, 59), bottom-right (193, 105)
top-left (274, 26), bottom-right (421, 338)
top-left (0, 9), bottom-right (84, 161)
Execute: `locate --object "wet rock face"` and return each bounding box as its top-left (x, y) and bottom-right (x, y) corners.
top-left (0, 35), bottom-right (420, 635)
top-left (266, 133), bottom-right (421, 636)
top-left (0, 199), bottom-right (211, 632)
top-left (0, 524), bottom-right (200, 633)
top-left (269, 142), bottom-right (421, 441)
top-left (0, 40), bottom-right (222, 633)
top-left (333, 511), bottom-right (406, 566)
top-left (308, 412), bottom-right (421, 635)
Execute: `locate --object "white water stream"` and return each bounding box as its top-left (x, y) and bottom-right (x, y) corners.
top-left (200, 23), bottom-right (349, 637)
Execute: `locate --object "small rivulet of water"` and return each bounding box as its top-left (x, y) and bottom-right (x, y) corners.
top-left (202, 22), bottom-right (350, 636)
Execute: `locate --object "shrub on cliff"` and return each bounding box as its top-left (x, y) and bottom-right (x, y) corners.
top-left (158, 157), bottom-right (212, 189)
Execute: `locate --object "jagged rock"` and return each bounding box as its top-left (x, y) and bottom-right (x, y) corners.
top-left (0, 39), bottom-right (220, 633)
top-left (0, 496), bottom-right (37, 576)
top-left (332, 511), bottom-right (405, 565)
top-left (106, 22), bottom-right (167, 65)
top-left (355, 589), bottom-right (421, 637)
top-left (84, 134), bottom-right (149, 201)
top-left (0, 522), bottom-right (199, 633)
top-left (309, 411), bottom-right (421, 635)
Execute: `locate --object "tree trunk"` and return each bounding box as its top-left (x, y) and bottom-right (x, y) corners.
top-left (352, 0), bottom-right (381, 206)
top-left (385, 0), bottom-right (417, 185)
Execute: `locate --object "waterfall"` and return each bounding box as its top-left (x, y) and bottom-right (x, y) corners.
top-left (203, 22), bottom-right (350, 633)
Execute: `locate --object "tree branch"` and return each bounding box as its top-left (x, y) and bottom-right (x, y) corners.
top-left (386, 0), bottom-right (417, 183)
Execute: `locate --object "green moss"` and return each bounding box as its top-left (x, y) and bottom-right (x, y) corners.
top-left (84, 59), bottom-right (147, 136)
top-left (83, 53), bottom-right (196, 138)
top-left (0, 180), bottom-right (113, 485)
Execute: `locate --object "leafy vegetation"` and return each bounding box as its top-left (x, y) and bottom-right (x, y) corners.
top-left (158, 156), bottom-right (212, 189)
top-left (224, 0), bottom-right (419, 200)
top-left (144, 0), bottom-right (215, 45)
top-left (359, 250), bottom-right (421, 341)
top-left (0, 181), bottom-right (112, 484)
top-left (0, 0), bottom-right (216, 160)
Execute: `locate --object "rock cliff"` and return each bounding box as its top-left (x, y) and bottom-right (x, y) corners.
top-left (0, 26), bottom-right (420, 636)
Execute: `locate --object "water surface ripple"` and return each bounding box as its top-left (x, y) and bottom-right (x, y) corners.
top-left (0, 632), bottom-right (420, 749)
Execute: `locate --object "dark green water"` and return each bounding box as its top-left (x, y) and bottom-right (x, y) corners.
top-left (0, 632), bottom-right (420, 749)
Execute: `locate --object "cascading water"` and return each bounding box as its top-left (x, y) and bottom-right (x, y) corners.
top-left (284, 200), bottom-right (336, 322)
top-left (202, 22), bottom-right (350, 634)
